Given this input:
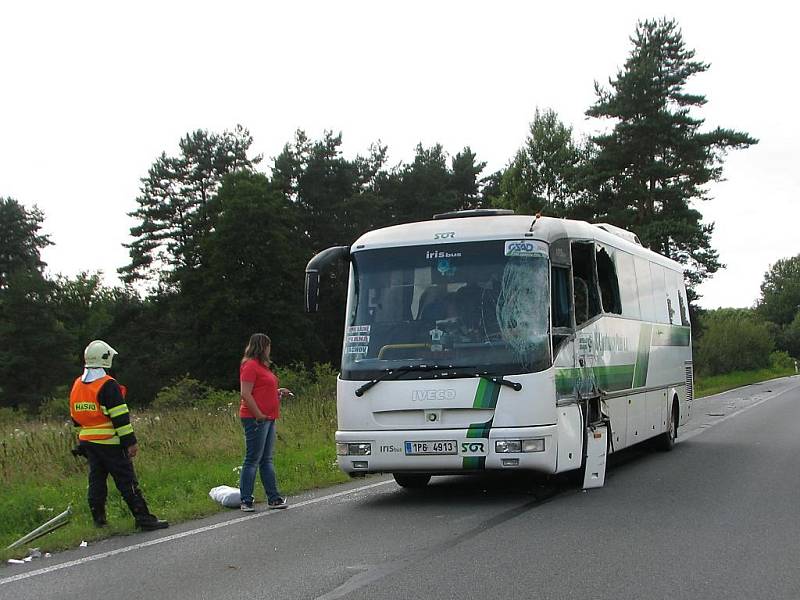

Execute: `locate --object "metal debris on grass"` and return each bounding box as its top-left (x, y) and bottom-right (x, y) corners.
top-left (6, 505), bottom-right (72, 550)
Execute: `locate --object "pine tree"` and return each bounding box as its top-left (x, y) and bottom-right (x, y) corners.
top-left (585, 18), bottom-right (757, 292)
top-left (0, 198), bottom-right (51, 289)
top-left (121, 125), bottom-right (261, 287)
top-left (0, 199), bottom-right (72, 409)
top-left (450, 147), bottom-right (487, 209)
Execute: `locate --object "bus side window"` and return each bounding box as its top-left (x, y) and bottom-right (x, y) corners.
top-left (649, 263), bottom-right (670, 324)
top-left (573, 277), bottom-right (589, 325)
top-left (678, 279), bottom-right (690, 326)
top-left (551, 266), bottom-right (572, 328)
top-left (634, 257), bottom-right (655, 322)
top-left (615, 250), bottom-right (641, 319)
top-left (571, 242), bottom-right (601, 326)
top-left (596, 244), bottom-right (622, 315)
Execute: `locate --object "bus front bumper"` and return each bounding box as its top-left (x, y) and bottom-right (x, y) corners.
top-left (335, 425), bottom-right (558, 474)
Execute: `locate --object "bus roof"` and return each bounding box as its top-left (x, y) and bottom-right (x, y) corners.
top-left (351, 214), bottom-right (684, 272)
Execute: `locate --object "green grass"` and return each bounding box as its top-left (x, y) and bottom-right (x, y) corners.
top-left (694, 366), bottom-right (797, 398)
top-left (0, 389), bottom-right (348, 562)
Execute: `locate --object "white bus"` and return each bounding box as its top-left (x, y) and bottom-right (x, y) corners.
top-left (305, 209), bottom-right (693, 488)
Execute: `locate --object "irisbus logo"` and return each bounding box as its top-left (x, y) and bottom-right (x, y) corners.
top-left (411, 389), bottom-right (456, 401)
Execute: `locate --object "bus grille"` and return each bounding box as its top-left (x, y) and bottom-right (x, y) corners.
top-left (685, 361), bottom-right (694, 402)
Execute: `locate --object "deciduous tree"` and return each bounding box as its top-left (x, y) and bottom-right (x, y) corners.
top-left (497, 109), bottom-right (587, 216)
top-left (757, 254), bottom-right (800, 327)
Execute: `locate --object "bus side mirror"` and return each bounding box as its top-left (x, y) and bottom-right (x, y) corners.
top-left (305, 245), bottom-right (351, 313)
top-left (305, 270), bottom-right (321, 313)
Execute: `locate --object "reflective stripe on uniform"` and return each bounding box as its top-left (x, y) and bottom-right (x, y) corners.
top-left (86, 437), bottom-right (121, 445)
top-left (79, 426), bottom-right (115, 437)
top-left (115, 423), bottom-right (134, 437)
top-left (107, 404), bottom-right (129, 418)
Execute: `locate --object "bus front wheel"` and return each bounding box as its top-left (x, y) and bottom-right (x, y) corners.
top-left (393, 473), bottom-right (431, 488)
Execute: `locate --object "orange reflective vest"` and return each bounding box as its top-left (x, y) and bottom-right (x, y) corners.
top-left (70, 375), bottom-right (119, 444)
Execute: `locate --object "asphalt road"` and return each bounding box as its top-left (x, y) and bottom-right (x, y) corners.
top-left (2, 376), bottom-right (799, 600)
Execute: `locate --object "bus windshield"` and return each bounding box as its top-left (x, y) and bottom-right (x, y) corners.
top-left (341, 240), bottom-right (551, 380)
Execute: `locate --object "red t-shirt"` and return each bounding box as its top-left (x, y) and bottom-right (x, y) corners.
top-left (239, 359), bottom-right (280, 419)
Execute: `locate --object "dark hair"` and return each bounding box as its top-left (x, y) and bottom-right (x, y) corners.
top-left (241, 333), bottom-right (271, 366)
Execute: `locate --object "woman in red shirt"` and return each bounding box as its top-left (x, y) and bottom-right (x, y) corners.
top-left (238, 333), bottom-right (293, 511)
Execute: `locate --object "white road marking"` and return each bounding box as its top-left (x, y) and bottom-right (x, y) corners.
top-left (0, 479), bottom-right (394, 586)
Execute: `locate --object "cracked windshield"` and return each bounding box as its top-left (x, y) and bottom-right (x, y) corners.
top-left (342, 240), bottom-right (552, 379)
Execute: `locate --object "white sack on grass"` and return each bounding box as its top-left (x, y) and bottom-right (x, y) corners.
top-left (209, 485), bottom-right (241, 508)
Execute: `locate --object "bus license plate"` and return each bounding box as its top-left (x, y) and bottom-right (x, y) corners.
top-left (404, 440), bottom-right (457, 455)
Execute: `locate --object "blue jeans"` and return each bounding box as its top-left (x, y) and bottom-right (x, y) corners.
top-left (239, 418), bottom-right (281, 504)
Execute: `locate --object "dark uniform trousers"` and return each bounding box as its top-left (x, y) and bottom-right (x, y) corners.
top-left (83, 443), bottom-right (147, 514)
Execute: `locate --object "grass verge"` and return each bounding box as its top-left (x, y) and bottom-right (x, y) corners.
top-left (0, 389), bottom-right (348, 563)
top-left (695, 366), bottom-right (797, 399)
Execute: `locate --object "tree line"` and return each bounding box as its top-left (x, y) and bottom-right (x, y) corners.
top-left (3, 18), bottom-right (785, 412)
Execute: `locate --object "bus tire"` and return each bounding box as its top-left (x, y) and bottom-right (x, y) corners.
top-left (393, 473), bottom-right (431, 488)
top-left (656, 400), bottom-right (678, 452)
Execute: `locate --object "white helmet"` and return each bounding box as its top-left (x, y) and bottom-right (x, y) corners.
top-left (84, 340), bottom-right (117, 368)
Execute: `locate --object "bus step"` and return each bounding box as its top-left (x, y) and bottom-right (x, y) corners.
top-left (582, 424), bottom-right (608, 489)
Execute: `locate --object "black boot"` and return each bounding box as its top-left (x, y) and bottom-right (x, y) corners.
top-left (89, 505), bottom-right (107, 528)
top-left (127, 494), bottom-right (169, 531)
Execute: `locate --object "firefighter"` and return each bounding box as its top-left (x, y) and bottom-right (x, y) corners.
top-left (70, 340), bottom-right (168, 531)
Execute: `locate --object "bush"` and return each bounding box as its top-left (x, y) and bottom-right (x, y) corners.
top-left (151, 375), bottom-right (213, 411)
top-left (204, 388), bottom-right (239, 410)
top-left (273, 362), bottom-right (337, 400)
top-left (147, 363), bottom-right (338, 414)
top-left (38, 395), bottom-right (71, 422)
top-left (695, 309), bottom-right (774, 376)
top-left (0, 406), bottom-right (23, 426)
top-left (769, 350), bottom-right (795, 371)
top-left (782, 312), bottom-right (800, 359)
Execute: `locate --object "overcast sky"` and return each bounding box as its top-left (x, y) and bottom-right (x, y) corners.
top-left (1, 1), bottom-right (797, 309)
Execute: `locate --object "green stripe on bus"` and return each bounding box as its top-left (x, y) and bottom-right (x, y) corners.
top-left (463, 379), bottom-right (499, 469)
top-left (651, 325), bottom-right (690, 347)
top-left (466, 418), bottom-right (493, 439)
top-left (632, 324), bottom-right (652, 388)
top-left (555, 364), bottom-right (636, 393)
top-left (462, 456), bottom-right (486, 470)
top-left (472, 379), bottom-right (501, 409)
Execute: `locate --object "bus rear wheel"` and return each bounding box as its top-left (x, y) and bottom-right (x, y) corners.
top-left (393, 473), bottom-right (431, 488)
top-left (656, 400), bottom-right (678, 451)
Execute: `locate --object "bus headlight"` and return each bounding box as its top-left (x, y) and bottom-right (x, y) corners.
top-left (495, 439), bottom-right (545, 453)
top-left (337, 442), bottom-right (372, 456)
top-left (522, 438), bottom-right (545, 452)
top-left (495, 440), bottom-right (522, 453)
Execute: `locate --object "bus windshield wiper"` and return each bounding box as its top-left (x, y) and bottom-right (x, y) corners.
top-left (354, 364), bottom-right (522, 397)
top-left (440, 367), bottom-right (523, 392)
top-left (354, 364), bottom-right (458, 397)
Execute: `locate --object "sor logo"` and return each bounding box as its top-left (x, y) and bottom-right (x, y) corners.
top-left (434, 231), bottom-right (455, 240)
top-left (461, 442), bottom-right (485, 453)
top-left (412, 389), bottom-right (456, 402)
